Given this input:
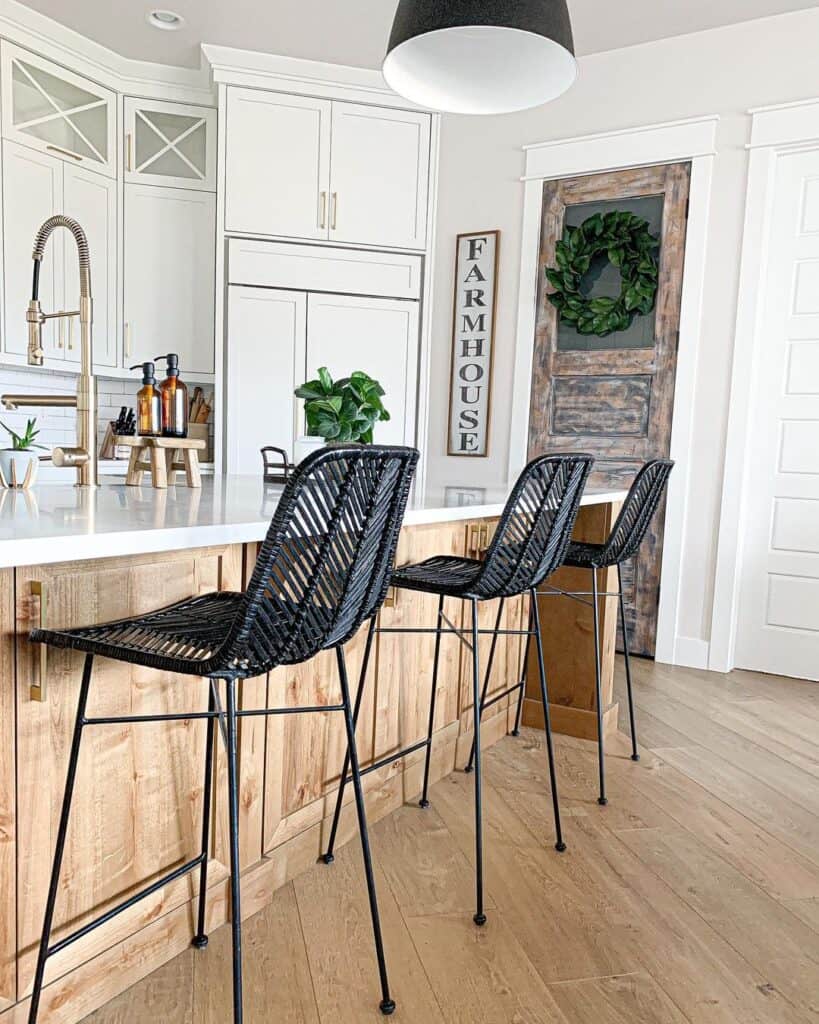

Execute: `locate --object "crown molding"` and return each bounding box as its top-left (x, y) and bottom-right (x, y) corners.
top-left (747, 95), bottom-right (819, 149)
top-left (0, 0), bottom-right (214, 104)
top-left (201, 43), bottom-right (431, 111)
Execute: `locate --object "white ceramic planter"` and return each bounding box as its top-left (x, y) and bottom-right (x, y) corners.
top-left (0, 449), bottom-right (39, 488)
top-left (293, 436), bottom-right (325, 465)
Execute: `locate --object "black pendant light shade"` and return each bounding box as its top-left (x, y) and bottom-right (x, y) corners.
top-left (383, 0), bottom-right (577, 115)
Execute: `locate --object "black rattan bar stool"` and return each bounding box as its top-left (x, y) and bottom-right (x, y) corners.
top-left (322, 453), bottom-right (593, 927)
top-left (26, 445), bottom-right (419, 1024)
top-left (537, 458), bottom-right (674, 807)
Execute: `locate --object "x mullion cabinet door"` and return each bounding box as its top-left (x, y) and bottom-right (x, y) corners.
top-left (124, 97), bottom-right (216, 192)
top-left (1, 41), bottom-right (116, 177)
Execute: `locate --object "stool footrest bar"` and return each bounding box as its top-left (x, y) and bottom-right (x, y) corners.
top-left (46, 853), bottom-right (206, 959)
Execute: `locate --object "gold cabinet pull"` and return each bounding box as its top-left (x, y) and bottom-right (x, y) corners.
top-left (479, 523), bottom-right (490, 554)
top-left (124, 322), bottom-right (131, 359)
top-left (319, 191), bottom-right (327, 230)
top-left (57, 316), bottom-right (64, 349)
top-left (383, 587), bottom-right (398, 608)
top-left (46, 144), bottom-right (82, 162)
top-left (126, 131), bottom-right (133, 172)
top-left (467, 524), bottom-right (480, 558)
top-left (30, 581), bottom-right (47, 702)
top-left (330, 192), bottom-right (338, 231)
top-left (68, 315), bottom-right (75, 351)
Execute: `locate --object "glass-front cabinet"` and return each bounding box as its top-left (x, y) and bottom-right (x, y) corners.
top-left (1, 42), bottom-right (116, 177)
top-left (124, 98), bottom-right (216, 191)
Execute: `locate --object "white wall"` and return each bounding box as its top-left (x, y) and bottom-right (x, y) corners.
top-left (425, 7), bottom-right (819, 661)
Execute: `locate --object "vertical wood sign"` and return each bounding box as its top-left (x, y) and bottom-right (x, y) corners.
top-left (448, 230), bottom-right (499, 456)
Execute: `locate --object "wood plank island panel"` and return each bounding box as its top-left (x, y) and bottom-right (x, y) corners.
top-left (0, 492), bottom-right (625, 1023)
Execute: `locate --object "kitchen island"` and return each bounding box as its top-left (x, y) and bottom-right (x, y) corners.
top-left (0, 475), bottom-right (625, 1023)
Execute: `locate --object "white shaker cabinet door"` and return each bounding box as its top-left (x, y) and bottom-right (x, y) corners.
top-left (63, 163), bottom-right (117, 368)
top-left (305, 293), bottom-right (419, 446)
top-left (226, 286), bottom-right (306, 472)
top-left (1, 141), bottom-right (62, 358)
top-left (123, 183), bottom-right (215, 375)
top-left (225, 88), bottom-right (331, 241)
top-left (328, 102), bottom-right (430, 250)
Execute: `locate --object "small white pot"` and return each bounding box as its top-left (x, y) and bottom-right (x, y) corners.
top-left (0, 449), bottom-right (39, 488)
top-left (293, 435), bottom-right (325, 465)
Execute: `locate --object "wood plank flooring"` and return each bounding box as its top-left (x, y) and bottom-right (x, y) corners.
top-left (83, 659), bottom-right (819, 1023)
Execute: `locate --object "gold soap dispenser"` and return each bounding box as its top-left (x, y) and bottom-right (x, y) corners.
top-left (131, 361), bottom-right (161, 437)
top-left (155, 353), bottom-right (188, 438)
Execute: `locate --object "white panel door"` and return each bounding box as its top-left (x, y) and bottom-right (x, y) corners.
top-left (226, 287), bottom-right (306, 472)
top-left (225, 88), bottom-right (330, 240)
top-left (329, 102), bottom-right (430, 250)
top-left (63, 163), bottom-right (117, 367)
top-left (1, 141), bottom-right (62, 357)
top-left (736, 147), bottom-right (819, 680)
top-left (123, 183), bottom-right (215, 375)
top-left (305, 293), bottom-right (419, 446)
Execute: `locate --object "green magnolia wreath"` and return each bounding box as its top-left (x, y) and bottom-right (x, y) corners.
top-left (545, 210), bottom-right (660, 336)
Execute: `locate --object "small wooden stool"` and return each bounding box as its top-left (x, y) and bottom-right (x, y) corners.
top-left (117, 436), bottom-right (206, 489)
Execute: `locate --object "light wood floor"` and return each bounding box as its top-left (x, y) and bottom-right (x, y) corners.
top-left (83, 658), bottom-right (819, 1023)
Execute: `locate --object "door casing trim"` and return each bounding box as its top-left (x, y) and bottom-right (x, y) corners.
top-left (509, 116), bottom-right (718, 667)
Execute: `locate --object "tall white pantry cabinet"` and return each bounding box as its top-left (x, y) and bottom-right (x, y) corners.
top-left (213, 55), bottom-right (439, 474)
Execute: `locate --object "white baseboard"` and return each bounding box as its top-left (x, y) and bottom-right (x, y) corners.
top-left (657, 635), bottom-right (711, 670)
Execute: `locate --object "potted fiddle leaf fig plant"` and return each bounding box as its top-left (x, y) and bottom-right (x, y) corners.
top-left (293, 367), bottom-right (390, 462)
top-left (0, 417), bottom-right (46, 488)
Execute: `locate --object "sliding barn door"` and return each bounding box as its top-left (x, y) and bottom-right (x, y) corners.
top-left (528, 163), bottom-right (690, 657)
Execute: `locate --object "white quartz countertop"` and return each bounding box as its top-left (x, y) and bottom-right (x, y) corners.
top-left (0, 475), bottom-right (627, 569)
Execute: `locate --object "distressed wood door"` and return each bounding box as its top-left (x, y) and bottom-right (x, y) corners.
top-left (528, 162), bottom-right (690, 656)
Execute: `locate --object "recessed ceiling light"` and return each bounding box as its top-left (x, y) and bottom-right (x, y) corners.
top-left (146, 9), bottom-right (185, 30)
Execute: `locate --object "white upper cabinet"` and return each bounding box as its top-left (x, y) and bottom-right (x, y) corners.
top-left (224, 88), bottom-right (431, 250)
top-left (329, 102), bottom-right (429, 250)
top-left (124, 183), bottom-right (216, 376)
top-left (1, 43), bottom-right (116, 177)
top-left (2, 142), bottom-right (62, 358)
top-left (1, 141), bottom-right (117, 368)
top-left (125, 98), bottom-right (216, 192)
top-left (225, 88), bottom-right (330, 240)
top-left (62, 163), bottom-right (117, 367)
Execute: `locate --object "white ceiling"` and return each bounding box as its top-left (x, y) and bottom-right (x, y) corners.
top-left (15, 0), bottom-right (819, 70)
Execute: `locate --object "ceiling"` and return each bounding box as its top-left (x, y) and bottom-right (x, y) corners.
top-left (16, 0), bottom-right (819, 70)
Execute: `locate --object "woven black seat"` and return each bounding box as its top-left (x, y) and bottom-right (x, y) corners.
top-left (26, 445), bottom-right (419, 1024)
top-left (391, 555), bottom-right (484, 595)
top-left (543, 458), bottom-right (674, 806)
top-left (322, 452), bottom-right (594, 930)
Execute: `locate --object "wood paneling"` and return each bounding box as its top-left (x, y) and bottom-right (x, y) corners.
top-left (14, 546), bottom-right (241, 997)
top-left (529, 162), bottom-right (691, 656)
top-left (0, 571), bottom-right (15, 1011)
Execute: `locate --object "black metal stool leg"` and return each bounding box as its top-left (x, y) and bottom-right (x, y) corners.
top-left (323, 617), bottom-right (377, 864)
top-left (28, 653), bottom-right (94, 1024)
top-left (591, 568), bottom-right (607, 805)
top-left (419, 595), bottom-right (445, 807)
top-left (512, 603), bottom-right (535, 736)
top-left (192, 681), bottom-right (217, 949)
top-left (465, 598), bottom-right (505, 774)
top-left (469, 598), bottom-right (487, 927)
top-left (617, 563), bottom-right (640, 762)
top-left (530, 591), bottom-right (566, 853)
top-left (336, 645), bottom-right (396, 1015)
top-left (224, 677), bottom-right (244, 1023)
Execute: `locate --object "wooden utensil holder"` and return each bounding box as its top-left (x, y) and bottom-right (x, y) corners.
top-left (116, 435), bottom-right (206, 489)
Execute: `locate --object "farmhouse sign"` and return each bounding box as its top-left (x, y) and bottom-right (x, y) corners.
top-left (448, 230), bottom-right (499, 457)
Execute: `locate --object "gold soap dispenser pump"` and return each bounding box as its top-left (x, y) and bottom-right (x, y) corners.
top-left (131, 361), bottom-right (161, 437)
top-left (155, 353), bottom-right (188, 438)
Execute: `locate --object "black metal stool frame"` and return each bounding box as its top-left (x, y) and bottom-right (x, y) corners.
top-left (26, 445), bottom-right (419, 1024)
top-left (323, 453), bottom-right (594, 928)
